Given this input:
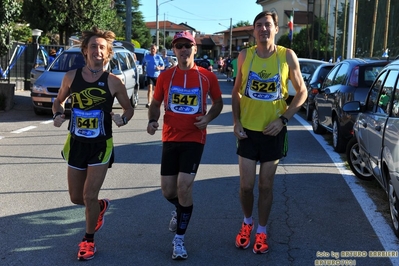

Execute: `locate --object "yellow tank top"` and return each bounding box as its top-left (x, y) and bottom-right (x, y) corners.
top-left (239, 45), bottom-right (289, 131)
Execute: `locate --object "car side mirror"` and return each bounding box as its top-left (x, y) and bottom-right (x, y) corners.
top-left (343, 101), bottom-right (361, 112)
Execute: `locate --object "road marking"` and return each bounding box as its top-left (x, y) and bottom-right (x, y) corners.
top-left (11, 126), bottom-right (37, 134)
top-left (295, 114), bottom-right (399, 265)
top-left (41, 120), bottom-right (53, 125)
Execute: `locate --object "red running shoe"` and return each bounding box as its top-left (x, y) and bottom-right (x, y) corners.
top-left (253, 232), bottom-right (269, 254)
top-left (235, 222), bottom-right (253, 249)
top-left (95, 199), bottom-right (110, 232)
top-left (77, 241), bottom-right (96, 260)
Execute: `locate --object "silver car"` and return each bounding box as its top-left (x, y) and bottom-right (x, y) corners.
top-left (30, 45), bottom-right (139, 115)
top-left (343, 59), bottom-right (399, 237)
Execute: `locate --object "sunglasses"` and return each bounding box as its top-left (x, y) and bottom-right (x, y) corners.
top-left (174, 43), bottom-right (194, 49)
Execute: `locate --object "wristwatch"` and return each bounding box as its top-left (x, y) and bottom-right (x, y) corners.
top-left (122, 116), bottom-right (128, 125)
top-left (53, 112), bottom-right (63, 120)
top-left (279, 115), bottom-right (288, 126)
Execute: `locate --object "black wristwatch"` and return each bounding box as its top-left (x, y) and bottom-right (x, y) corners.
top-left (279, 115), bottom-right (288, 126)
top-left (53, 112), bottom-right (63, 120)
top-left (122, 116), bottom-right (128, 125)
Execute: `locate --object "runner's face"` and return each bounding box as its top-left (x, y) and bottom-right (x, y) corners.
top-left (173, 40), bottom-right (196, 64)
top-left (85, 37), bottom-right (108, 67)
top-left (254, 15), bottom-right (278, 44)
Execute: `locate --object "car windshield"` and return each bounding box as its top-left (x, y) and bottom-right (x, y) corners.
top-left (49, 52), bottom-right (85, 72)
top-left (300, 62), bottom-right (323, 75)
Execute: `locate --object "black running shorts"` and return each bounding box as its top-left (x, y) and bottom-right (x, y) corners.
top-left (237, 127), bottom-right (288, 162)
top-left (62, 134), bottom-right (114, 170)
top-left (161, 142), bottom-right (204, 176)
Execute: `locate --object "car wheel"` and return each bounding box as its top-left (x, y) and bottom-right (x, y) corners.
top-left (312, 108), bottom-right (325, 134)
top-left (332, 117), bottom-right (346, 153)
top-left (305, 100), bottom-right (313, 121)
top-left (345, 137), bottom-right (373, 181)
top-left (388, 178), bottom-right (399, 237)
top-left (130, 85), bottom-right (139, 108)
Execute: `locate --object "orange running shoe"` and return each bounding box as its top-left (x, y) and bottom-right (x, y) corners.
top-left (95, 199), bottom-right (110, 232)
top-left (235, 222), bottom-right (253, 249)
top-left (253, 232), bottom-right (269, 254)
top-left (77, 241), bottom-right (96, 260)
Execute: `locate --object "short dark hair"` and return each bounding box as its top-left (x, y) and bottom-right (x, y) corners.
top-left (253, 11), bottom-right (278, 27)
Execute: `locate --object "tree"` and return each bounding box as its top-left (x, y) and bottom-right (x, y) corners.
top-left (0, 0), bottom-right (22, 56)
top-left (22, 0), bottom-right (118, 45)
top-left (234, 21), bottom-right (251, 28)
top-left (277, 17), bottom-right (331, 59)
top-left (114, 0), bottom-right (152, 48)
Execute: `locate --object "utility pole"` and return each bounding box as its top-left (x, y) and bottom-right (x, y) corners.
top-left (229, 18), bottom-right (233, 58)
top-left (125, 0), bottom-right (132, 42)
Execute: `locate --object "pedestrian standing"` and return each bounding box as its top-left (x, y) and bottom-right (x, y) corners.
top-left (147, 31), bottom-right (223, 260)
top-left (143, 44), bottom-right (164, 108)
top-left (52, 26), bottom-right (134, 261)
top-left (232, 11), bottom-right (307, 254)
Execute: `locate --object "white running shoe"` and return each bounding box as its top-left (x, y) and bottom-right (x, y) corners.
top-left (172, 238), bottom-right (188, 260)
top-left (169, 211), bottom-right (177, 232)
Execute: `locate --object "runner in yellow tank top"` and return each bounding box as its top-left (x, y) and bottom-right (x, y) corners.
top-left (232, 11), bottom-right (307, 254)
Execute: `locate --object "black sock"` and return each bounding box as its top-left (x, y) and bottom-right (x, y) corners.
top-left (167, 197), bottom-right (179, 210)
top-left (83, 233), bottom-right (94, 242)
top-left (176, 205), bottom-right (193, 235)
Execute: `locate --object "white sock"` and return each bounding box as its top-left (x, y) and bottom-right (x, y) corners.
top-left (256, 225), bottom-right (267, 234)
top-left (174, 234), bottom-right (184, 241)
top-left (243, 216), bottom-right (253, 225)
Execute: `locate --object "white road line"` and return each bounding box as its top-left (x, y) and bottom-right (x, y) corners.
top-left (11, 126), bottom-right (37, 134)
top-left (41, 120), bottom-right (53, 125)
top-left (295, 114), bottom-right (399, 265)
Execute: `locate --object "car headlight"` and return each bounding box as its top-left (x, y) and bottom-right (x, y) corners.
top-left (32, 84), bottom-right (46, 93)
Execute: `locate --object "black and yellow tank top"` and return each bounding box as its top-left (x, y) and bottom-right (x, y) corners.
top-left (68, 68), bottom-right (114, 142)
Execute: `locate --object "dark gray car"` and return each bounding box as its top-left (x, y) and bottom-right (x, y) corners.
top-left (343, 59), bottom-right (399, 238)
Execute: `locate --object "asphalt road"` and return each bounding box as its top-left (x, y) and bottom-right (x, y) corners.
top-left (1, 72), bottom-right (398, 266)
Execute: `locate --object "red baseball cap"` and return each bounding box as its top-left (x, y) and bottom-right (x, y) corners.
top-left (172, 31), bottom-right (196, 45)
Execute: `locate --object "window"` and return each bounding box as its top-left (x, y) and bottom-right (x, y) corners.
top-left (323, 65), bottom-right (340, 87)
top-left (366, 70), bottom-right (387, 112)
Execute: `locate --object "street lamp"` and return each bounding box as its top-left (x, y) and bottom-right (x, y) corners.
top-left (31, 29), bottom-right (42, 67)
top-left (219, 18), bottom-right (233, 57)
top-left (156, 0), bottom-right (173, 48)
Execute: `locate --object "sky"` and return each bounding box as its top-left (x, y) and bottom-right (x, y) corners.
top-left (139, 0), bottom-right (263, 34)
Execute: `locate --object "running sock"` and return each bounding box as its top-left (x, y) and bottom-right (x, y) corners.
top-left (174, 234), bottom-right (185, 241)
top-left (256, 224), bottom-right (267, 234)
top-left (167, 197), bottom-right (179, 209)
top-left (83, 233), bottom-right (94, 242)
top-left (176, 205), bottom-right (193, 236)
top-left (244, 216), bottom-right (253, 225)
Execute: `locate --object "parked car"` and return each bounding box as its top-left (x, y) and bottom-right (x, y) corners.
top-left (312, 58), bottom-right (389, 152)
top-left (134, 48), bottom-right (149, 89)
top-left (30, 45), bottom-right (139, 115)
top-left (343, 59), bottom-right (399, 237)
top-left (302, 63), bottom-right (335, 120)
top-left (288, 58), bottom-right (327, 97)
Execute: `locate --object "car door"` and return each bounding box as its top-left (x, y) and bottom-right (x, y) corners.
top-left (113, 51), bottom-right (135, 98)
top-left (316, 64), bottom-right (343, 128)
top-left (359, 69), bottom-right (394, 183)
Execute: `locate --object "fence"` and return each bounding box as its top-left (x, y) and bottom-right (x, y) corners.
top-left (0, 42), bottom-right (67, 91)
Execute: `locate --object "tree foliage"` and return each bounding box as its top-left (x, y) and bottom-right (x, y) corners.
top-left (114, 0), bottom-right (151, 48)
top-left (0, 0), bottom-right (22, 56)
top-left (277, 17), bottom-right (331, 59)
top-left (22, 0), bottom-right (118, 44)
top-left (234, 21), bottom-right (251, 28)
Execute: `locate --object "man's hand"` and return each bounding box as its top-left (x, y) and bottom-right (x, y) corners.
top-left (53, 114), bottom-right (66, 127)
top-left (111, 112), bottom-right (126, 127)
top-left (147, 121), bottom-right (159, 135)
